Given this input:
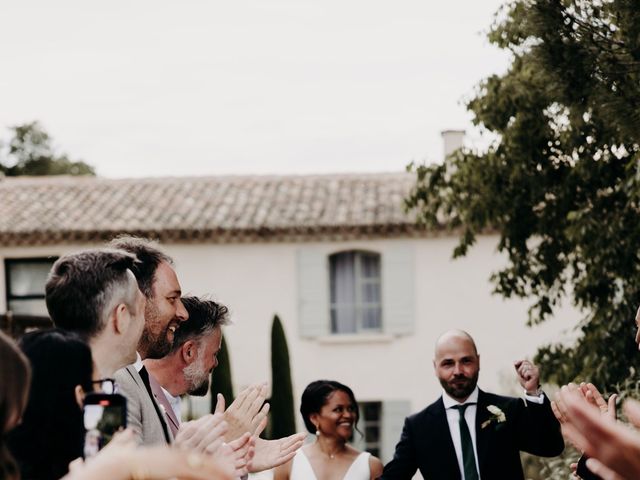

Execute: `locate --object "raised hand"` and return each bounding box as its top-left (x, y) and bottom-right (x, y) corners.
top-left (580, 382), bottom-right (617, 421)
top-left (174, 412), bottom-right (228, 453)
top-left (556, 385), bottom-right (640, 479)
top-left (514, 359), bottom-right (540, 395)
top-left (210, 432), bottom-right (255, 477)
top-left (220, 383), bottom-right (270, 442)
top-left (249, 432), bottom-right (306, 473)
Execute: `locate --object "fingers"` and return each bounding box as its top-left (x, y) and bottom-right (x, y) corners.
top-left (551, 400), bottom-right (566, 424)
top-left (280, 433), bottom-right (307, 455)
top-left (251, 403), bottom-right (270, 435)
top-left (585, 458), bottom-right (625, 480)
top-left (177, 413), bottom-right (228, 453)
top-left (228, 384), bottom-right (256, 415)
top-left (623, 399), bottom-right (640, 428)
top-left (253, 407), bottom-right (269, 437)
top-left (607, 394), bottom-right (618, 421)
top-left (215, 393), bottom-right (226, 414)
top-left (584, 383), bottom-right (607, 411)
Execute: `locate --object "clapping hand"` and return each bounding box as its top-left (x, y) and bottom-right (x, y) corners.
top-left (555, 385), bottom-right (640, 480)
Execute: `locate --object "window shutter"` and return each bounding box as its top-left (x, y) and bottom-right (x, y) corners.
top-left (297, 248), bottom-right (330, 338)
top-left (382, 244), bottom-right (415, 335)
top-left (381, 400), bottom-right (412, 463)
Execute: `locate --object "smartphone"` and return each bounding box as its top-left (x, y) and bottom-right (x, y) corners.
top-left (83, 393), bottom-right (127, 458)
top-left (576, 455), bottom-right (602, 480)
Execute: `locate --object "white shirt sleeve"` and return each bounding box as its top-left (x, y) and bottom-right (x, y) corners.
top-left (523, 390), bottom-right (545, 404)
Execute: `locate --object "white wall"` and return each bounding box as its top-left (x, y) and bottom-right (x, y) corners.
top-left (0, 235), bottom-right (582, 457)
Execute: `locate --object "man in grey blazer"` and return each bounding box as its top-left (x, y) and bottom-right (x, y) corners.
top-left (109, 236), bottom-right (189, 446)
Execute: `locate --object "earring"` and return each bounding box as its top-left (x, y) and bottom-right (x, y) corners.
top-left (315, 425), bottom-right (320, 436)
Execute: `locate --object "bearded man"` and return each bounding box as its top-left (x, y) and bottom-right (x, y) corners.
top-left (381, 330), bottom-right (564, 480)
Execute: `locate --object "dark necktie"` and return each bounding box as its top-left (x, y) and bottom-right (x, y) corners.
top-left (452, 403), bottom-right (479, 480)
top-left (138, 366), bottom-right (172, 443)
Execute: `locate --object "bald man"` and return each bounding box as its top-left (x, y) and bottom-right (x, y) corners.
top-left (381, 330), bottom-right (564, 480)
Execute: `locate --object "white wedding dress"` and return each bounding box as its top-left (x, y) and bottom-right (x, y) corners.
top-left (289, 449), bottom-right (371, 480)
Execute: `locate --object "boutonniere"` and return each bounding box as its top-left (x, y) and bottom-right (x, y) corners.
top-left (481, 405), bottom-right (506, 429)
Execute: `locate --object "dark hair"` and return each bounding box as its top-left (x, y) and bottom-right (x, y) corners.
top-left (7, 329), bottom-right (93, 480)
top-left (107, 235), bottom-right (173, 298)
top-left (300, 380), bottom-right (360, 434)
top-left (172, 296), bottom-right (230, 351)
top-left (0, 331), bottom-right (30, 480)
top-left (46, 248), bottom-right (139, 339)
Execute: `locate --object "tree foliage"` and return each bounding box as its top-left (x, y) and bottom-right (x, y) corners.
top-left (0, 122), bottom-right (95, 176)
top-left (405, 0), bottom-right (640, 389)
top-left (269, 315), bottom-right (296, 439)
top-left (211, 335), bottom-right (234, 413)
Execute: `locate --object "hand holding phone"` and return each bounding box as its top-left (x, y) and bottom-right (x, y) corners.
top-left (83, 393), bottom-right (127, 458)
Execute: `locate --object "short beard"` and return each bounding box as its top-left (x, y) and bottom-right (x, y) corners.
top-left (138, 299), bottom-right (173, 360)
top-left (184, 354), bottom-right (211, 397)
top-left (439, 370), bottom-right (479, 400)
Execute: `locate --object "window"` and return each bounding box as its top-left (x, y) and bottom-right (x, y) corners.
top-left (329, 251), bottom-right (382, 334)
top-left (360, 401), bottom-right (382, 458)
top-left (5, 258), bottom-right (56, 316)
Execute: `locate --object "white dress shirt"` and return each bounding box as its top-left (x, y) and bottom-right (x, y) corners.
top-left (442, 386), bottom-right (546, 480)
top-left (442, 386), bottom-right (481, 480)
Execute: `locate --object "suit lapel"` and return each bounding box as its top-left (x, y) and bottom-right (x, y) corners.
top-left (475, 390), bottom-right (492, 475)
top-left (430, 397), bottom-right (463, 479)
top-left (147, 372), bottom-right (180, 437)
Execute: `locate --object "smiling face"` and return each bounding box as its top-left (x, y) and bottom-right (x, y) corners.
top-left (434, 332), bottom-right (480, 402)
top-left (138, 261), bottom-right (188, 360)
top-left (311, 389), bottom-right (357, 441)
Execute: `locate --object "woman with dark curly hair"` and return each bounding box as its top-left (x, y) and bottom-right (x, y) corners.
top-left (274, 380), bottom-right (383, 480)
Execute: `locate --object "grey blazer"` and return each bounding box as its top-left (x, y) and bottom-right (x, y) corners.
top-left (114, 365), bottom-right (174, 446)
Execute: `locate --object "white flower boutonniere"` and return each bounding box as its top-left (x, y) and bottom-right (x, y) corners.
top-left (481, 405), bottom-right (506, 429)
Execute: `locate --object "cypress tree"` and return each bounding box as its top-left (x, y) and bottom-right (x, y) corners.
top-left (270, 315), bottom-right (296, 439)
top-left (210, 334), bottom-right (234, 413)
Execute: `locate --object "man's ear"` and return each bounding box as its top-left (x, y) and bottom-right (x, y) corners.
top-left (181, 340), bottom-right (197, 365)
top-left (112, 303), bottom-right (129, 335)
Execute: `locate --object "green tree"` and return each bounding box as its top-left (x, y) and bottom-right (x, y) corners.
top-left (211, 335), bottom-right (234, 412)
top-left (0, 121), bottom-right (95, 176)
top-left (405, 0), bottom-right (640, 389)
top-left (269, 315), bottom-right (296, 439)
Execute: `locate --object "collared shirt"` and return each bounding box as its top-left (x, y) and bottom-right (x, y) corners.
top-left (442, 386), bottom-right (481, 480)
top-left (442, 386), bottom-right (546, 480)
top-left (134, 351), bottom-right (143, 372)
top-left (161, 386), bottom-right (182, 422)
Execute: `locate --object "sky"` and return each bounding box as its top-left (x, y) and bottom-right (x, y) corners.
top-left (0, 0), bottom-right (511, 178)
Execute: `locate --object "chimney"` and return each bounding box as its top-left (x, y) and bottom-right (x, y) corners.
top-left (441, 129), bottom-right (465, 160)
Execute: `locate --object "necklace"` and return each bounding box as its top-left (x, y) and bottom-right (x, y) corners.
top-left (317, 440), bottom-right (346, 459)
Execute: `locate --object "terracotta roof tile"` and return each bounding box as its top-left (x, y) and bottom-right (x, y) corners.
top-left (0, 173), bottom-right (427, 245)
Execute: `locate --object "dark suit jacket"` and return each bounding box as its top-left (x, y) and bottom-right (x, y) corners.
top-left (381, 389), bottom-right (564, 480)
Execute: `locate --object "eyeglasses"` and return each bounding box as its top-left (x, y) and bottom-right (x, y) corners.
top-left (92, 378), bottom-right (117, 394)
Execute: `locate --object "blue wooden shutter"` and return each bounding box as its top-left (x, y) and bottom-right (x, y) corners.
top-left (297, 248), bottom-right (330, 337)
top-left (382, 244), bottom-right (415, 335)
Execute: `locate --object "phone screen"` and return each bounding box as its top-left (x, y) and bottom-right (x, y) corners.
top-left (83, 393), bottom-right (127, 458)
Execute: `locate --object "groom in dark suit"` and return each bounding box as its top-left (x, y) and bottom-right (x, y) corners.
top-left (381, 330), bottom-right (564, 480)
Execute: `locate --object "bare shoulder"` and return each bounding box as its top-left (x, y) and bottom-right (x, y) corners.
top-left (273, 456), bottom-right (293, 480)
top-left (369, 454), bottom-right (384, 479)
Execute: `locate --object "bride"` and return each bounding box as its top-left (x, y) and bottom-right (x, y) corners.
top-left (274, 380), bottom-right (383, 480)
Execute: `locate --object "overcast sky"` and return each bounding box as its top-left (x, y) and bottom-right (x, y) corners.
top-left (0, 0), bottom-right (510, 178)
